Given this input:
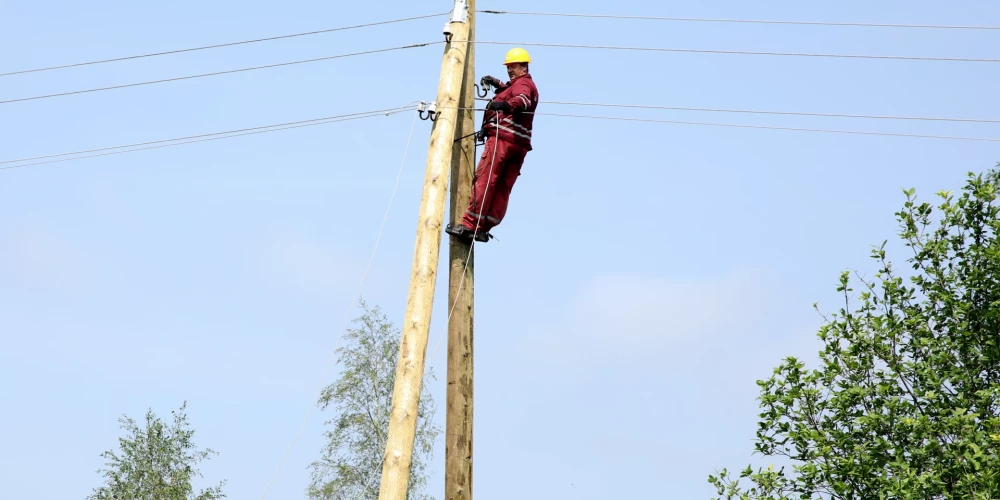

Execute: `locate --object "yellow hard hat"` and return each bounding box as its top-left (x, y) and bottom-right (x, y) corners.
top-left (504, 47), bottom-right (531, 65)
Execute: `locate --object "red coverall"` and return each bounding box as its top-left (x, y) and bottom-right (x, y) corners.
top-left (461, 73), bottom-right (539, 234)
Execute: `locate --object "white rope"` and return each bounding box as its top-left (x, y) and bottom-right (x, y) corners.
top-left (479, 10), bottom-right (1000, 31)
top-left (428, 114), bottom-right (501, 363)
top-left (259, 109), bottom-right (421, 500)
top-left (473, 40), bottom-right (1000, 64)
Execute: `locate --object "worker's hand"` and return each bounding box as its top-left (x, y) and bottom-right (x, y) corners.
top-left (481, 75), bottom-right (503, 89)
top-left (486, 100), bottom-right (511, 113)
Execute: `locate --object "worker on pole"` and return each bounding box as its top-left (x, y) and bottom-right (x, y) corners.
top-left (446, 47), bottom-right (539, 243)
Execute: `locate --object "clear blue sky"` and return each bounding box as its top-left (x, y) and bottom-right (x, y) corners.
top-left (2, 1), bottom-right (999, 498)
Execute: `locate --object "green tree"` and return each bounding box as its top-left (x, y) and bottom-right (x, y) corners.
top-left (710, 167), bottom-right (1000, 499)
top-left (88, 402), bottom-right (225, 500)
top-left (308, 300), bottom-right (440, 500)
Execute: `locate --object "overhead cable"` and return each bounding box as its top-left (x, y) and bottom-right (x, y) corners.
top-left (0, 43), bottom-right (437, 106)
top-left (479, 10), bottom-right (1000, 31)
top-left (447, 106), bottom-right (1000, 142)
top-left (12, 100), bottom-right (995, 171)
top-left (0, 106), bottom-right (417, 165)
top-left (0, 13), bottom-right (447, 78)
top-left (473, 41), bottom-right (1000, 64)
top-left (1, 112), bottom-right (396, 170)
top-left (1, 104), bottom-right (418, 171)
top-left (528, 111), bottom-right (1000, 143)
top-left (541, 100), bottom-right (1000, 124)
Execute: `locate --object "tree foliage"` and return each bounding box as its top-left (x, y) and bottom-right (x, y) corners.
top-left (710, 167), bottom-right (1000, 499)
top-left (88, 402), bottom-right (225, 500)
top-left (308, 300), bottom-right (440, 500)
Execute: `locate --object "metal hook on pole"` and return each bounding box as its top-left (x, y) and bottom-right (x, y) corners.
top-left (417, 101), bottom-right (435, 121)
top-left (477, 76), bottom-right (494, 98)
top-left (420, 102), bottom-right (437, 122)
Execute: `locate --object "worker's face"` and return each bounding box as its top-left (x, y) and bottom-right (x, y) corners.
top-left (506, 63), bottom-right (528, 79)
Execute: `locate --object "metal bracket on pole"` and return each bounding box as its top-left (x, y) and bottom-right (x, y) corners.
top-left (443, 0), bottom-right (468, 42)
top-left (450, 0), bottom-right (469, 23)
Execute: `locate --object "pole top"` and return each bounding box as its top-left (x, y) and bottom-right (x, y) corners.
top-left (450, 0), bottom-right (469, 23)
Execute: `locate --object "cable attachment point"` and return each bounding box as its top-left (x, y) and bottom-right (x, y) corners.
top-left (418, 101), bottom-right (438, 121)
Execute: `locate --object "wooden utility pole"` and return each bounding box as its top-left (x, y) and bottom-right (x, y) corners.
top-left (445, 0), bottom-right (476, 498)
top-left (376, 2), bottom-right (470, 500)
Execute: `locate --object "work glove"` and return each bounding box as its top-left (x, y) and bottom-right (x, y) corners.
top-left (485, 100), bottom-right (512, 113)
top-left (481, 75), bottom-right (503, 89)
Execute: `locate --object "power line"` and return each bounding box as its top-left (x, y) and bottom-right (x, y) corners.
top-left (479, 10), bottom-right (1000, 31)
top-left (1, 104), bottom-right (418, 171)
top-left (10, 99), bottom-right (994, 171)
top-left (449, 105), bottom-right (1000, 141)
top-left (7, 42), bottom-right (988, 109)
top-left (0, 43), bottom-right (437, 106)
top-left (473, 41), bottom-right (1000, 64)
top-left (1, 112), bottom-right (396, 170)
top-left (527, 111), bottom-right (1000, 142)
top-left (540, 100), bottom-right (1000, 124)
top-left (0, 106), bottom-right (417, 165)
top-left (0, 13), bottom-right (447, 78)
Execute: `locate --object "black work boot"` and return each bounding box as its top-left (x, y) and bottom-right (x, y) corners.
top-left (474, 230), bottom-right (493, 243)
top-left (445, 224), bottom-right (474, 241)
